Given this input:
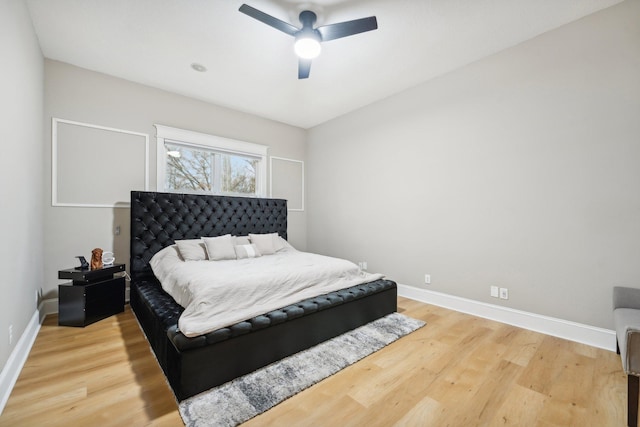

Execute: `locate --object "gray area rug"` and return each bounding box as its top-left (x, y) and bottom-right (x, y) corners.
top-left (179, 312), bottom-right (425, 427)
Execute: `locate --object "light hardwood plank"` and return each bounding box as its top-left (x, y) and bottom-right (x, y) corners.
top-left (0, 310), bottom-right (182, 427)
top-left (0, 298), bottom-right (626, 426)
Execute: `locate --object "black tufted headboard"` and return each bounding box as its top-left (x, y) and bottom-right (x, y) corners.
top-left (130, 191), bottom-right (287, 282)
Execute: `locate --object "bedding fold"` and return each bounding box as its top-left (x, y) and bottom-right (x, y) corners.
top-left (151, 247), bottom-right (383, 337)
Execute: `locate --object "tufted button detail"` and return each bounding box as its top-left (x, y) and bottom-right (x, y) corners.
top-left (134, 278), bottom-right (397, 351)
top-left (130, 191), bottom-right (288, 282)
top-left (129, 191), bottom-right (398, 353)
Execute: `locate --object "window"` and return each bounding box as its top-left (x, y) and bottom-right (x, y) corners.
top-left (164, 143), bottom-right (259, 195)
top-left (155, 125), bottom-right (267, 197)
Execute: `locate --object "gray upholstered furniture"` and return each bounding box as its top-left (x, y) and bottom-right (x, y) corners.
top-left (613, 286), bottom-right (640, 427)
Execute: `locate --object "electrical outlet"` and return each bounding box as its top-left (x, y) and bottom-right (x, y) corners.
top-left (358, 261), bottom-right (367, 271)
top-left (490, 286), bottom-right (499, 298)
top-left (115, 225), bottom-right (121, 236)
top-left (499, 287), bottom-right (509, 300)
top-left (424, 274), bottom-right (431, 285)
top-left (9, 324), bottom-right (13, 345)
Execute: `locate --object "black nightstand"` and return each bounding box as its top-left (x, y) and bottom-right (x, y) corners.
top-left (58, 263), bottom-right (126, 327)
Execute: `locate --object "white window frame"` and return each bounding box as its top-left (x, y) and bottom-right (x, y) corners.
top-left (155, 124), bottom-right (268, 197)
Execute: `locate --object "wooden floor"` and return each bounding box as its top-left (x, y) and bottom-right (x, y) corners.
top-left (0, 297), bottom-right (627, 426)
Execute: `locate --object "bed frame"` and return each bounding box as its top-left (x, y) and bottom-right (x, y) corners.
top-left (129, 191), bottom-right (397, 400)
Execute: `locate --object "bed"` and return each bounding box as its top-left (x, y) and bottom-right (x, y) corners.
top-left (129, 190), bottom-right (398, 400)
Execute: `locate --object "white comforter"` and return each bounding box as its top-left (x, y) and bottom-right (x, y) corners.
top-left (150, 246), bottom-right (384, 337)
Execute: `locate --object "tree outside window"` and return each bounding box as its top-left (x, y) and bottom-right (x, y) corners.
top-left (165, 143), bottom-right (258, 196)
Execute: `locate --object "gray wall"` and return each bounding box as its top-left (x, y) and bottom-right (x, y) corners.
top-left (307, 0), bottom-right (640, 330)
top-left (44, 60), bottom-right (307, 301)
top-left (0, 1), bottom-right (44, 370)
top-left (3, 1), bottom-right (638, 385)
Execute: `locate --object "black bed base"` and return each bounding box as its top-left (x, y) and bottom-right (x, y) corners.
top-left (131, 281), bottom-right (397, 400)
top-left (129, 191), bottom-right (398, 401)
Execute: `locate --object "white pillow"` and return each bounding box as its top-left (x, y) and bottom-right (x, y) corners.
top-left (234, 235), bottom-right (251, 246)
top-left (249, 233), bottom-right (277, 255)
top-left (235, 244), bottom-right (262, 259)
top-left (273, 235), bottom-right (288, 252)
top-left (202, 235), bottom-right (237, 261)
top-left (174, 239), bottom-right (208, 261)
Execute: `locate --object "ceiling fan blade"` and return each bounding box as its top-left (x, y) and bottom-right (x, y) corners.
top-left (317, 16), bottom-right (378, 41)
top-left (298, 58), bottom-right (312, 79)
top-left (239, 4), bottom-right (299, 36)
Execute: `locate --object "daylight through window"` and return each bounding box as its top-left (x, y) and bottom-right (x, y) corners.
top-left (164, 143), bottom-right (258, 195)
top-left (155, 125), bottom-right (268, 197)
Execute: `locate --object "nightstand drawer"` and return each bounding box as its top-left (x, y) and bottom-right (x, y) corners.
top-left (58, 275), bottom-right (125, 327)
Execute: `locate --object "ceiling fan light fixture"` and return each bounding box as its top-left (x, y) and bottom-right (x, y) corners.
top-left (239, 4), bottom-right (378, 78)
top-left (294, 35), bottom-right (321, 59)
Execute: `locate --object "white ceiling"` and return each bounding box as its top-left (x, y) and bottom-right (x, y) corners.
top-left (27, 0), bottom-right (622, 129)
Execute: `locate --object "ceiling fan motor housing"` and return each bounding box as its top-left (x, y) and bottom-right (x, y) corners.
top-left (238, 3), bottom-right (378, 78)
top-left (299, 10), bottom-right (317, 28)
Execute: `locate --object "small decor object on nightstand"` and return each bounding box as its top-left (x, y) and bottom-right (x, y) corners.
top-left (75, 255), bottom-right (90, 270)
top-left (102, 251), bottom-right (115, 266)
top-left (91, 247), bottom-right (103, 270)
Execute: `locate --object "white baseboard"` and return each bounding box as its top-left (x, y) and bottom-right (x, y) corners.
top-left (397, 284), bottom-right (616, 352)
top-left (1, 292), bottom-right (129, 415)
top-left (0, 287), bottom-right (616, 416)
top-left (0, 298), bottom-right (61, 415)
top-left (0, 308), bottom-right (42, 415)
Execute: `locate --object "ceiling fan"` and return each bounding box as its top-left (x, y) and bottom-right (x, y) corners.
top-left (238, 3), bottom-right (378, 79)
